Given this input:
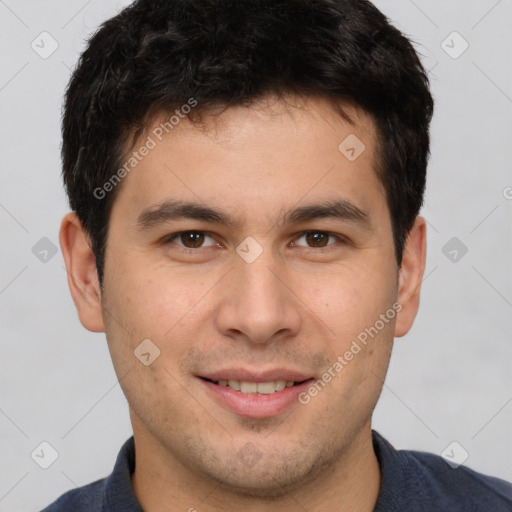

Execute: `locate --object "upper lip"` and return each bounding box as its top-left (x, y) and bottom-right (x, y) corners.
top-left (198, 368), bottom-right (314, 383)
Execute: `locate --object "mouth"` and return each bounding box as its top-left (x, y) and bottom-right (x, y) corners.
top-left (199, 377), bottom-right (310, 395)
top-left (197, 371), bottom-right (316, 418)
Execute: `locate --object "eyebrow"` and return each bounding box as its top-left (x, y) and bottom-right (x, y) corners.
top-left (135, 198), bottom-right (371, 231)
top-left (136, 201), bottom-right (237, 231)
top-left (284, 200), bottom-right (371, 228)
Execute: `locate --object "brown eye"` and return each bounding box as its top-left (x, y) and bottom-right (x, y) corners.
top-left (292, 231), bottom-right (343, 249)
top-left (163, 231), bottom-right (218, 251)
top-left (304, 231), bottom-right (330, 247)
top-left (179, 231), bottom-right (205, 248)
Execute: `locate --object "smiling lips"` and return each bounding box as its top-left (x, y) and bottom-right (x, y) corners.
top-left (198, 368), bottom-right (315, 417)
top-left (200, 368), bottom-right (313, 406)
top-left (199, 368), bottom-right (313, 393)
top-left (203, 378), bottom-right (297, 394)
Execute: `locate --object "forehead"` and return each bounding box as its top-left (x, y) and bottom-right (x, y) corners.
top-left (112, 95), bottom-right (386, 226)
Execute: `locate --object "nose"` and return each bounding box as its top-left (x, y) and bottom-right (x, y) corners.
top-left (215, 252), bottom-right (302, 345)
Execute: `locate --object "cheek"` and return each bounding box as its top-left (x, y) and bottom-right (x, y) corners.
top-left (101, 265), bottom-right (205, 418)
top-left (106, 257), bottom-right (211, 341)
top-left (299, 262), bottom-right (397, 341)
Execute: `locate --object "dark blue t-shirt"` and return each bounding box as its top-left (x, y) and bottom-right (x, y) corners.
top-left (41, 431), bottom-right (512, 511)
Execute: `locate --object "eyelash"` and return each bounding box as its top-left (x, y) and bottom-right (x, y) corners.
top-left (162, 230), bottom-right (347, 251)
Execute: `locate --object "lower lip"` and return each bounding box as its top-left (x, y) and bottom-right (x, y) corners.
top-left (199, 378), bottom-right (314, 418)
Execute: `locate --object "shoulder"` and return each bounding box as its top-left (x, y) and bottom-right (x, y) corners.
top-left (39, 478), bottom-right (106, 511)
top-left (373, 431), bottom-right (512, 511)
top-left (406, 448), bottom-right (512, 509)
top-left (39, 437), bottom-right (138, 512)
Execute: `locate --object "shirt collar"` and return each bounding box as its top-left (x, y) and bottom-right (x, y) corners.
top-left (101, 436), bottom-right (143, 511)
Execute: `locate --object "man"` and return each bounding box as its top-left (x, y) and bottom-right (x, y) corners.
top-left (43, 0), bottom-right (511, 510)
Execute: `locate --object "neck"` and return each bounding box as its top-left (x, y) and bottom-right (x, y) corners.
top-left (131, 419), bottom-right (380, 512)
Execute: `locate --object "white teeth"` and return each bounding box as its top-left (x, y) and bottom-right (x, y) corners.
top-left (275, 380), bottom-right (287, 391)
top-left (257, 382), bottom-right (276, 394)
top-left (215, 379), bottom-right (297, 394)
top-left (228, 379), bottom-right (240, 391)
top-left (240, 381), bottom-right (258, 393)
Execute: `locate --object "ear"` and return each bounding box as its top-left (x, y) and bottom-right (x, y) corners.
top-left (394, 216), bottom-right (427, 338)
top-left (59, 212), bottom-right (105, 332)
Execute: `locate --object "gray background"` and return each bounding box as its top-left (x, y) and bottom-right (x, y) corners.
top-left (1, 0), bottom-right (511, 510)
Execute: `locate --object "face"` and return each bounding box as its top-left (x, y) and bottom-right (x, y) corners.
top-left (62, 95), bottom-right (425, 498)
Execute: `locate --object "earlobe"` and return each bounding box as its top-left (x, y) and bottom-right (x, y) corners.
top-left (394, 216), bottom-right (427, 338)
top-left (59, 212), bottom-right (106, 333)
